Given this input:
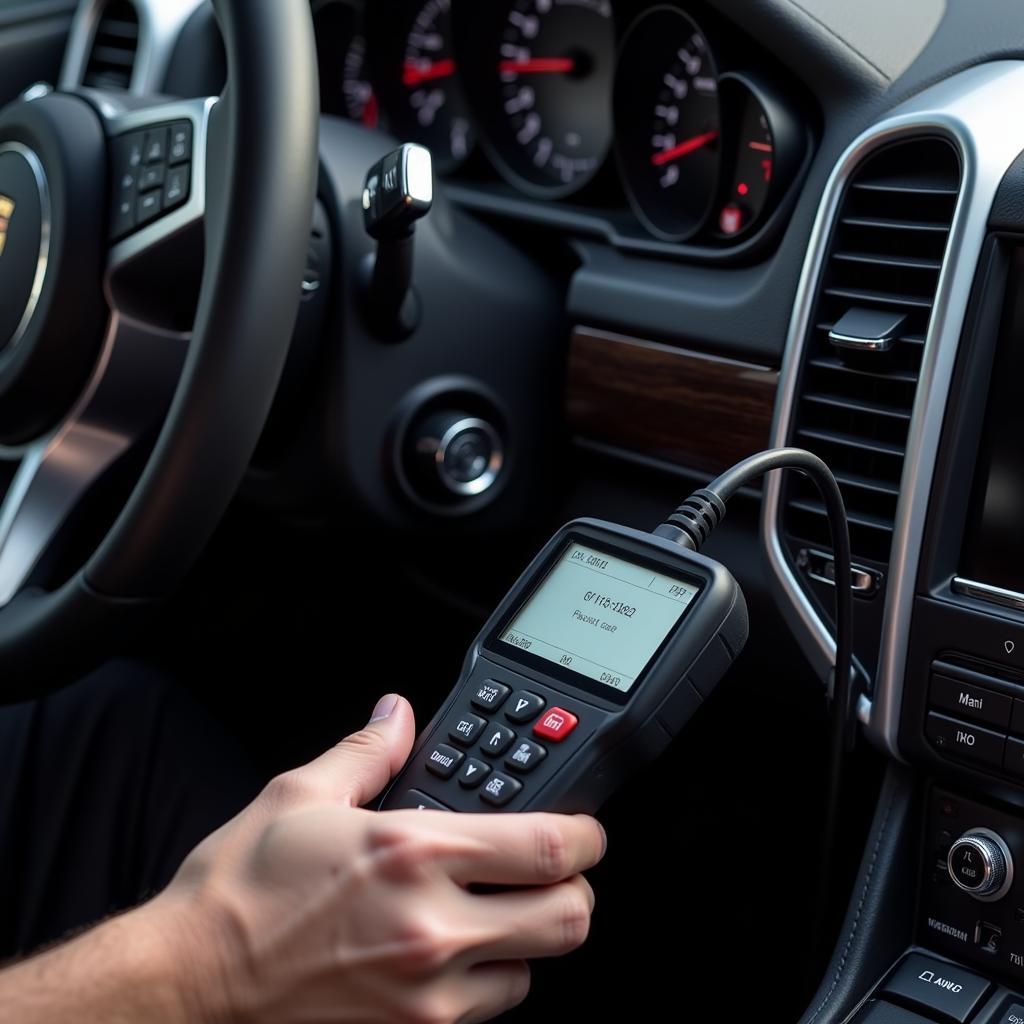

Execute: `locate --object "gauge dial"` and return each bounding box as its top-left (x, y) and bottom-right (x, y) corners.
top-left (313, 1), bottom-right (380, 128)
top-left (716, 72), bottom-right (802, 239)
top-left (377, 0), bottom-right (474, 173)
top-left (343, 33), bottom-right (378, 127)
top-left (473, 0), bottom-right (616, 198)
top-left (614, 7), bottom-right (721, 241)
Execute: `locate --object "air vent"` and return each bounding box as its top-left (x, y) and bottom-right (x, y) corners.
top-left (783, 138), bottom-right (961, 570)
top-left (84, 0), bottom-right (139, 91)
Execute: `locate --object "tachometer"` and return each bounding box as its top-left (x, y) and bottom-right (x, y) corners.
top-left (472, 0), bottom-right (616, 198)
top-left (614, 7), bottom-right (721, 241)
top-left (313, 0), bottom-right (379, 128)
top-left (374, 0), bottom-right (474, 173)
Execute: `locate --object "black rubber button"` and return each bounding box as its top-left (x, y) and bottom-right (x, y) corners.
top-left (457, 757), bottom-right (491, 789)
top-left (881, 952), bottom-right (989, 1023)
top-left (480, 772), bottom-right (522, 807)
top-left (471, 681), bottom-right (511, 713)
top-left (392, 789), bottom-right (451, 811)
top-left (505, 691), bottom-right (545, 724)
top-left (425, 743), bottom-right (463, 780)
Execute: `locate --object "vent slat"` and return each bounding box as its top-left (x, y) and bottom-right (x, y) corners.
top-left (789, 498), bottom-right (895, 534)
top-left (803, 392), bottom-right (912, 422)
top-left (832, 251), bottom-right (943, 271)
top-left (84, 0), bottom-right (138, 91)
top-left (823, 285), bottom-right (933, 310)
top-left (785, 136), bottom-right (960, 574)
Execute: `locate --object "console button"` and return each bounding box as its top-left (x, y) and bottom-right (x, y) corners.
top-left (505, 739), bottom-right (546, 773)
top-left (505, 691), bottom-right (545, 723)
top-left (110, 193), bottom-right (135, 240)
top-left (881, 952), bottom-right (989, 1023)
top-left (393, 789), bottom-right (451, 811)
top-left (534, 707), bottom-right (578, 742)
top-left (480, 772), bottom-right (522, 807)
top-left (425, 743), bottom-right (463, 780)
top-left (931, 673), bottom-right (1011, 729)
top-left (1004, 737), bottom-right (1024, 778)
top-left (995, 1003), bottom-right (1024, 1024)
top-left (471, 681), bottom-right (510, 713)
top-left (449, 713), bottom-right (487, 747)
top-left (925, 712), bottom-right (1005, 767)
top-left (457, 757), bottom-right (491, 788)
top-left (481, 724), bottom-right (515, 757)
top-left (853, 1002), bottom-right (936, 1024)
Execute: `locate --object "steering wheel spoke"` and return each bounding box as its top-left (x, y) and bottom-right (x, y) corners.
top-left (0, 316), bottom-right (188, 608)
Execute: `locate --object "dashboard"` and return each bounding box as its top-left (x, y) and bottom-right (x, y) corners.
top-left (312, 0), bottom-right (813, 258)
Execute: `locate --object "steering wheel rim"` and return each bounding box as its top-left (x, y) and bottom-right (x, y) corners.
top-left (0, 0), bottom-right (319, 696)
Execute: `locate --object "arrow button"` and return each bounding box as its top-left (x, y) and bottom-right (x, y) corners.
top-left (505, 690), bottom-right (546, 724)
top-left (458, 757), bottom-right (491, 789)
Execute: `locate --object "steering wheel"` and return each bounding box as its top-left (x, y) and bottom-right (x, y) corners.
top-left (0, 0), bottom-right (318, 697)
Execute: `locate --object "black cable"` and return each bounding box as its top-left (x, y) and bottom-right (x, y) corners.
top-left (654, 447), bottom-right (856, 952)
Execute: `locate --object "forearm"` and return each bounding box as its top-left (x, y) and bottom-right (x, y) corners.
top-left (0, 896), bottom-right (212, 1024)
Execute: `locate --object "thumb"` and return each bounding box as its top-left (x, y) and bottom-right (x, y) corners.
top-left (301, 694), bottom-right (416, 807)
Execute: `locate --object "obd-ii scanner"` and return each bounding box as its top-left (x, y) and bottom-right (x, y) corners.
top-left (380, 448), bottom-right (856, 816)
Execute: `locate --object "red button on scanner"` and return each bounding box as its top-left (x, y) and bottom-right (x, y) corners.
top-left (533, 707), bottom-right (578, 742)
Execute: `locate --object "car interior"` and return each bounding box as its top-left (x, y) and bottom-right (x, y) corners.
top-left (5, 0), bottom-right (1024, 1020)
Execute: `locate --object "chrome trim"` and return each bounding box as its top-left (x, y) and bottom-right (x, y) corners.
top-left (106, 96), bottom-right (215, 274)
top-left (763, 61), bottom-right (1024, 754)
top-left (952, 577), bottom-right (1024, 613)
top-left (826, 331), bottom-right (893, 353)
top-left (435, 417), bottom-right (504, 497)
top-left (947, 828), bottom-right (1014, 903)
top-left (59, 0), bottom-right (207, 95)
top-left (0, 143), bottom-right (51, 354)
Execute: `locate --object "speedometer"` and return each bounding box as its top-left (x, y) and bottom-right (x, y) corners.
top-left (374, 0), bottom-right (474, 173)
top-left (614, 7), bottom-right (722, 241)
top-left (472, 0), bottom-right (616, 198)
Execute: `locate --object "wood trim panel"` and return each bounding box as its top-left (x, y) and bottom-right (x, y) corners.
top-left (567, 327), bottom-right (779, 476)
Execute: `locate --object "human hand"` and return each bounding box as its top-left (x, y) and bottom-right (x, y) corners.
top-left (153, 694), bottom-right (606, 1024)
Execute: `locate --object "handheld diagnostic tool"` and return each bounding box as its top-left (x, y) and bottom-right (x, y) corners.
top-left (380, 518), bottom-right (748, 815)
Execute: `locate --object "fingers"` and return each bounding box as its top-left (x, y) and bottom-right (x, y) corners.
top-left (267, 695), bottom-right (418, 810)
top-left (397, 811), bottom-right (606, 887)
top-left (456, 961), bottom-right (531, 1024)
top-left (463, 874), bottom-right (596, 962)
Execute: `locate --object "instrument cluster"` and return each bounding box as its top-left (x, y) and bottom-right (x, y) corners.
top-left (313, 0), bottom-right (811, 250)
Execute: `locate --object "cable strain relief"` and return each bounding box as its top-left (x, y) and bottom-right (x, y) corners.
top-left (657, 488), bottom-right (727, 550)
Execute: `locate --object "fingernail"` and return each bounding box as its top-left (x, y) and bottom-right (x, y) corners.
top-left (368, 694), bottom-right (400, 723)
top-left (597, 822), bottom-right (608, 859)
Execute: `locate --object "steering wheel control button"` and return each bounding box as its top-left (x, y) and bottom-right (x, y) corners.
top-left (139, 164), bottom-right (165, 191)
top-left (137, 190), bottom-right (162, 227)
top-left (505, 739), bottom-right (546, 774)
top-left (471, 681), bottom-right (511, 713)
top-left (947, 829), bottom-right (1014, 901)
top-left (881, 953), bottom-right (989, 1023)
top-left (926, 712), bottom-right (1005, 767)
top-left (164, 165), bottom-right (190, 210)
top-left (168, 123), bottom-right (192, 164)
top-left (0, 143), bottom-right (46, 352)
top-left (144, 128), bottom-right (167, 163)
top-left (394, 789), bottom-right (451, 811)
top-left (449, 713), bottom-right (487, 747)
top-left (457, 757), bottom-right (491, 788)
top-left (996, 1004), bottom-right (1024, 1024)
top-left (930, 672), bottom-right (1012, 729)
top-left (533, 708), bottom-right (579, 743)
top-left (505, 691), bottom-right (546, 724)
top-left (424, 743), bottom-right (464, 780)
top-left (480, 772), bottom-right (522, 807)
top-left (481, 724), bottom-right (515, 757)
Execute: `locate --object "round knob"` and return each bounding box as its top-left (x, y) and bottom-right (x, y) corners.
top-left (409, 411), bottom-right (504, 500)
top-left (947, 828), bottom-right (1014, 901)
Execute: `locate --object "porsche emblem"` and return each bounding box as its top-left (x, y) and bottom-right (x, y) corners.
top-left (0, 195), bottom-right (13, 258)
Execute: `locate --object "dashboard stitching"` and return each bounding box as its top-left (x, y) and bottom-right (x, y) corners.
top-left (779, 0), bottom-right (890, 83)
top-left (802, 783), bottom-right (897, 1023)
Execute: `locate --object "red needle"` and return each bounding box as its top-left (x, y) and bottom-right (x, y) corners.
top-left (403, 58), bottom-right (457, 87)
top-left (651, 130), bottom-right (719, 166)
top-left (499, 57), bottom-right (576, 75)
